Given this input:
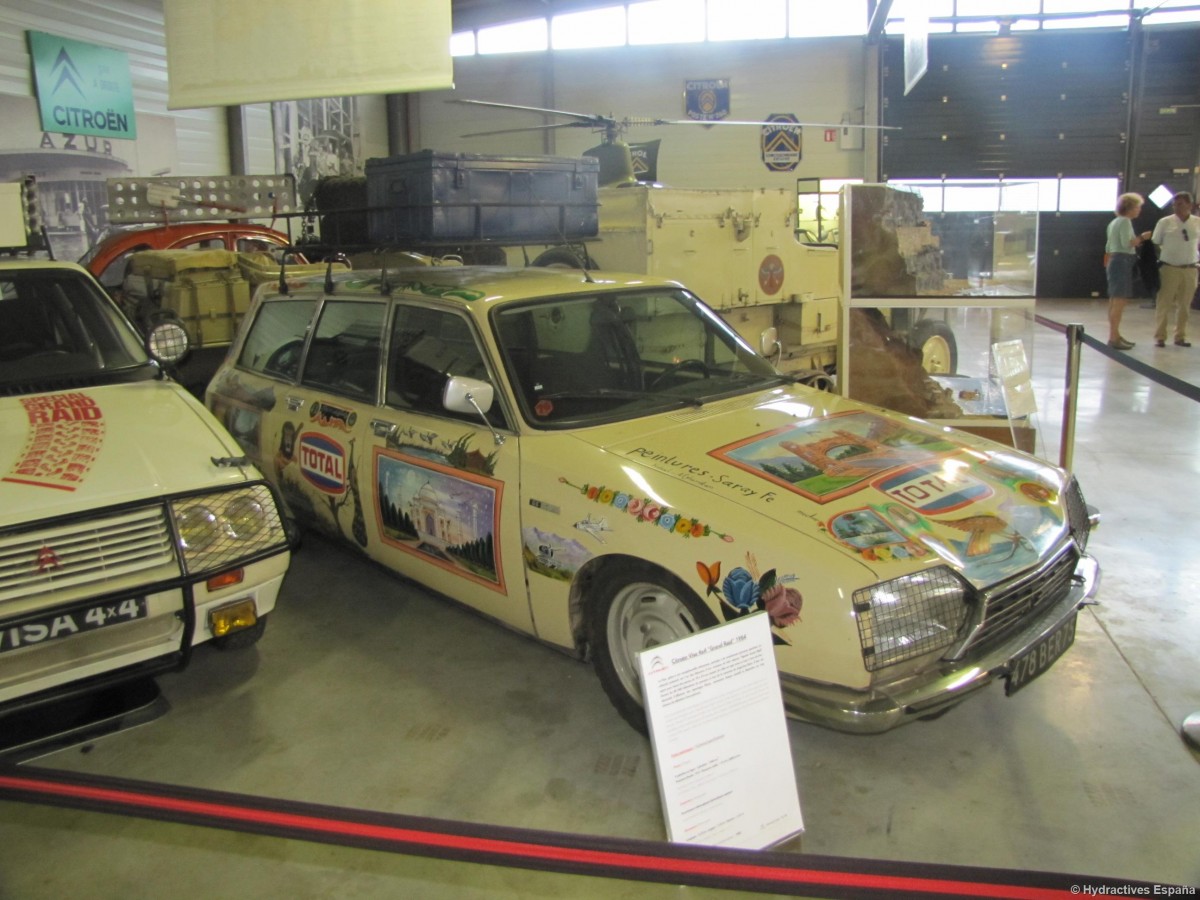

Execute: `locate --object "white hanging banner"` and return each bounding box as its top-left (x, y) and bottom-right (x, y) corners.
top-left (163, 0), bottom-right (453, 109)
top-left (639, 612), bottom-right (803, 850)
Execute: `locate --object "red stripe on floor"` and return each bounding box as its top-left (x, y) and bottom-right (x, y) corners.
top-left (0, 769), bottom-right (1115, 899)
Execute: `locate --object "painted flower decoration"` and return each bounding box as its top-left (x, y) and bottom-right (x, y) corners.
top-left (763, 583), bottom-right (803, 628)
top-left (559, 477), bottom-right (734, 542)
top-left (721, 567), bottom-right (760, 611)
top-left (697, 552), bottom-right (803, 644)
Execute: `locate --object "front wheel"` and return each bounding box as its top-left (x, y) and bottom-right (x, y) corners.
top-left (587, 564), bottom-right (717, 733)
top-left (910, 318), bottom-right (958, 374)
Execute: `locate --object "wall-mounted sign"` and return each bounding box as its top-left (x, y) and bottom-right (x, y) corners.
top-left (28, 32), bottom-right (136, 140)
top-left (685, 79), bottom-right (730, 122)
top-left (761, 113), bottom-right (801, 173)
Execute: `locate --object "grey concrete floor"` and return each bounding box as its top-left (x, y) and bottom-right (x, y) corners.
top-left (1, 297), bottom-right (1198, 897)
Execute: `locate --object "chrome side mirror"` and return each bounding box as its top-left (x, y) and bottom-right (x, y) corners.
top-left (444, 376), bottom-right (504, 445)
top-left (760, 326), bottom-right (782, 364)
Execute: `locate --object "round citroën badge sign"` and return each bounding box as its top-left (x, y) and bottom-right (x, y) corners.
top-left (759, 254), bottom-right (785, 295)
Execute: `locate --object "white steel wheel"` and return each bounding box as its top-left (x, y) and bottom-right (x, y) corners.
top-left (588, 566), bottom-right (716, 733)
top-left (911, 318), bottom-right (958, 374)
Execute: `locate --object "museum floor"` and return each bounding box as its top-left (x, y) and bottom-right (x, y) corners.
top-left (1, 297), bottom-right (1197, 898)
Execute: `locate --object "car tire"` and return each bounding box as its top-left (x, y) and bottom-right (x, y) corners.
top-left (910, 318), bottom-right (958, 374)
top-left (209, 615), bottom-right (267, 651)
top-left (531, 246), bottom-right (595, 269)
top-left (587, 563), bottom-right (718, 734)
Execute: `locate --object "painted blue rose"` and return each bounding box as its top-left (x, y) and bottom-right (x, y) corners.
top-left (722, 567), bottom-right (759, 611)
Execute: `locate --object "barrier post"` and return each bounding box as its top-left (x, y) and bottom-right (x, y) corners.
top-left (1060, 324), bottom-right (1084, 471)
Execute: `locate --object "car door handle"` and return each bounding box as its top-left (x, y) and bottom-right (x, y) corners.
top-left (285, 395), bottom-right (305, 411)
top-left (370, 419), bottom-right (397, 438)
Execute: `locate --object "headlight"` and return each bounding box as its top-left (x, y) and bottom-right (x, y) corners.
top-left (853, 566), bottom-right (971, 671)
top-left (177, 505), bottom-right (221, 552)
top-left (171, 484), bottom-right (287, 575)
top-left (147, 319), bottom-right (190, 364)
top-left (225, 494), bottom-right (267, 540)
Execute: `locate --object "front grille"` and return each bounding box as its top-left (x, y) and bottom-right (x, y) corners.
top-left (0, 506), bottom-right (176, 606)
top-left (1063, 476), bottom-right (1091, 552)
top-left (966, 545), bottom-right (1079, 655)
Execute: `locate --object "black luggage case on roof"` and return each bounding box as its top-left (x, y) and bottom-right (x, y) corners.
top-left (365, 150), bottom-right (600, 245)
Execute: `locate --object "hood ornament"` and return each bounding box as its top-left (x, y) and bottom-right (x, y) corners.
top-left (36, 545), bottom-right (61, 574)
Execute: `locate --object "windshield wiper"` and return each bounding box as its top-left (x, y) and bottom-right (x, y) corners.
top-left (537, 388), bottom-right (704, 409)
top-left (775, 369), bottom-right (835, 390)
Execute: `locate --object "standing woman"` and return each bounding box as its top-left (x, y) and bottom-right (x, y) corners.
top-left (1105, 192), bottom-right (1151, 350)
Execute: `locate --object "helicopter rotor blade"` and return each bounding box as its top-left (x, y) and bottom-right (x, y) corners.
top-left (450, 99), bottom-right (902, 137)
top-left (461, 121), bottom-right (597, 138)
top-left (449, 98), bottom-right (613, 128)
top-left (644, 118), bottom-right (901, 131)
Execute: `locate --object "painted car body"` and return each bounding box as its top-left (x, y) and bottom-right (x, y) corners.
top-left (0, 260), bottom-right (292, 714)
top-left (80, 222), bottom-right (295, 292)
top-left (207, 266), bottom-right (1099, 733)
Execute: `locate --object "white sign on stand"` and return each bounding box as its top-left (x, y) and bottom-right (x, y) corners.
top-left (638, 612), bottom-right (804, 849)
top-left (992, 339), bottom-right (1038, 418)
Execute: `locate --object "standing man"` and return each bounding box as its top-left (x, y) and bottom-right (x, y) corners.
top-left (1151, 192), bottom-right (1199, 348)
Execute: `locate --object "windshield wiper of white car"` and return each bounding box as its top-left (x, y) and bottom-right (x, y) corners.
top-left (775, 369), bottom-right (836, 391)
top-left (537, 388), bottom-right (704, 409)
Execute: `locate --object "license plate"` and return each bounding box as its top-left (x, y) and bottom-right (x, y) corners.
top-left (1005, 612), bottom-right (1077, 696)
top-left (0, 598), bottom-right (148, 655)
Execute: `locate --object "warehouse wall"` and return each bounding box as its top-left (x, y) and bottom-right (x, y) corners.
top-left (0, 2), bottom-right (386, 180)
top-left (0, 0), bottom-right (225, 175)
top-left (3, 3), bottom-right (1196, 299)
top-left (412, 37), bottom-right (873, 190)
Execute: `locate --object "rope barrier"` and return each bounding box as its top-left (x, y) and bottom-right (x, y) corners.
top-left (1036, 314), bottom-right (1200, 404)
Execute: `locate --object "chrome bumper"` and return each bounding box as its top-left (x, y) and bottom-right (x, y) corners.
top-left (779, 553), bottom-right (1101, 735)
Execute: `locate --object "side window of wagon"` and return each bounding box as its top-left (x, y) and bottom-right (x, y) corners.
top-left (386, 303), bottom-right (505, 427)
top-left (300, 301), bottom-right (386, 402)
top-left (237, 299), bottom-right (319, 381)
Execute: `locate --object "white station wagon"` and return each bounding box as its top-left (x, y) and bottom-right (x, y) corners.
top-left (0, 260), bottom-right (291, 720)
top-left (208, 265), bottom-right (1099, 733)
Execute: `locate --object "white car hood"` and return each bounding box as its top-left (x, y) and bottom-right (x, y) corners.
top-left (1, 381), bottom-right (253, 525)
top-left (578, 386), bottom-right (1073, 588)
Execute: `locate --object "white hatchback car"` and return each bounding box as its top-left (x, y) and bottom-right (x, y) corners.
top-left (0, 260), bottom-right (292, 717)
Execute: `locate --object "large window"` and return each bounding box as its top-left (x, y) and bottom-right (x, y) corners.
top-left (889, 177), bottom-right (1120, 213)
top-left (451, 1), bottom-right (1200, 55)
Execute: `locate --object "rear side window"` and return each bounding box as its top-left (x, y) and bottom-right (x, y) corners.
top-left (237, 299), bottom-right (318, 380)
top-left (300, 301), bottom-right (386, 402)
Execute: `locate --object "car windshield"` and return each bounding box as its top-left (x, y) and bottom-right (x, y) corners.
top-left (493, 288), bottom-right (782, 427)
top-left (0, 268), bottom-right (153, 395)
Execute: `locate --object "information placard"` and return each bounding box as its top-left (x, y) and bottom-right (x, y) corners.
top-left (639, 612), bottom-right (803, 849)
